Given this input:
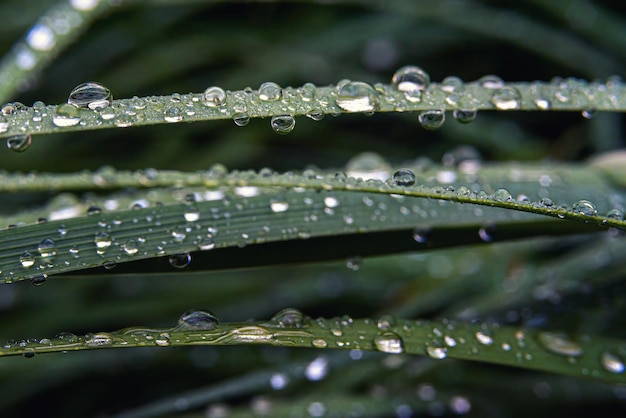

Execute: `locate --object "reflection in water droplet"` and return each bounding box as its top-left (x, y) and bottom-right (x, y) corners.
top-left (267, 308), bottom-right (309, 328)
top-left (68, 82), bottom-right (112, 109)
top-left (392, 169), bottom-right (416, 186)
top-left (270, 115), bottom-right (295, 134)
top-left (475, 331), bottom-right (493, 345)
top-left (478, 225), bottom-right (496, 242)
top-left (418, 110), bottom-right (445, 130)
top-left (52, 103), bottom-right (81, 127)
top-left (572, 199), bottom-right (597, 216)
top-left (336, 81), bottom-right (379, 112)
top-left (537, 332), bottom-right (584, 357)
top-left (202, 86), bottom-right (226, 107)
top-left (6, 134), bottom-right (32, 152)
top-left (374, 332), bottom-right (404, 353)
top-left (426, 345), bottom-right (447, 360)
top-left (491, 87), bottom-right (522, 110)
top-left (452, 109), bottom-right (477, 124)
top-left (176, 309), bottom-right (219, 330)
top-left (169, 253), bottom-right (191, 269)
top-left (233, 112), bottom-right (250, 127)
top-left (601, 352), bottom-right (625, 374)
top-left (31, 274), bottom-right (47, 286)
top-left (258, 82), bottom-right (282, 101)
top-left (606, 208), bottom-right (624, 221)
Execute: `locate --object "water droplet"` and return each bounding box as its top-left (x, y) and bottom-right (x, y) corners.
top-left (267, 308), bottom-right (309, 328)
top-left (444, 336), bottom-right (457, 347)
top-left (184, 207), bottom-right (200, 222)
top-left (270, 198), bottom-right (289, 213)
top-left (336, 81), bottom-right (379, 112)
top-left (270, 115), bottom-right (295, 134)
top-left (392, 169), bottom-right (416, 186)
top-left (258, 82), bottom-right (282, 101)
top-left (85, 332), bottom-right (114, 347)
top-left (202, 86), bottom-right (226, 107)
top-left (606, 208), bottom-right (624, 221)
top-left (155, 332), bottom-right (171, 346)
top-left (601, 352), bottom-right (625, 374)
top-left (197, 237), bottom-right (215, 250)
top-left (491, 87), bottom-right (522, 110)
top-left (426, 345), bottom-right (448, 360)
top-left (312, 338), bottom-right (328, 348)
top-left (38, 238), bottom-right (57, 257)
top-left (377, 314), bottom-right (396, 331)
top-left (324, 196), bottom-right (339, 208)
top-left (52, 103), bottom-right (81, 127)
top-left (452, 109), bottom-right (477, 124)
top-left (581, 108), bottom-right (596, 119)
top-left (475, 331), bottom-right (493, 345)
top-left (163, 107), bottom-right (183, 123)
top-left (176, 309), bottom-right (219, 331)
top-left (392, 65), bottom-right (430, 92)
top-left (233, 112), bottom-right (250, 127)
top-left (68, 82), bottom-right (112, 110)
top-left (346, 256), bottom-right (362, 271)
top-left (418, 110), bottom-right (445, 130)
top-left (20, 252), bottom-right (35, 268)
top-left (6, 134), bottom-right (32, 152)
top-left (441, 76), bottom-right (463, 92)
top-left (478, 75), bottom-right (504, 89)
top-left (169, 253), bottom-right (191, 269)
top-left (94, 232), bottom-right (112, 253)
top-left (123, 239), bottom-right (138, 255)
top-left (31, 274), bottom-right (47, 286)
top-left (572, 199), bottom-right (597, 216)
top-left (374, 332), bottom-right (404, 354)
top-left (413, 228), bottom-right (431, 244)
top-left (493, 188), bottom-right (512, 202)
top-left (537, 332), bottom-right (584, 357)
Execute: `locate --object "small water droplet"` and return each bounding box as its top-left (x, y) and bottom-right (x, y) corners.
top-left (270, 198), bottom-right (289, 213)
top-left (478, 75), bottom-right (504, 89)
top-left (392, 169), bottom-right (416, 186)
top-left (392, 65), bottom-right (430, 93)
top-left (163, 107), bottom-right (183, 123)
top-left (572, 199), bottom-right (597, 216)
top-left (493, 188), bottom-right (512, 202)
top-left (94, 232), bottom-right (112, 253)
top-left (426, 345), bottom-right (448, 360)
top-left (52, 103), bottom-right (81, 127)
top-left (452, 109), bottom-right (477, 124)
top-left (601, 352), bottom-right (625, 374)
top-left (267, 308), bottom-right (309, 328)
top-left (6, 134), bottom-right (32, 152)
top-left (475, 331), bottom-right (493, 345)
top-left (345, 152), bottom-right (391, 181)
top-left (606, 208), bottom-right (624, 221)
top-left (38, 238), bottom-right (57, 257)
top-left (441, 76), bottom-right (463, 92)
top-left (418, 110), bottom-right (445, 130)
top-left (377, 314), bottom-right (397, 331)
top-left (202, 86), bottom-right (226, 107)
top-left (233, 112), bottom-right (250, 127)
top-left (68, 82), bottom-right (112, 110)
top-left (184, 207), bottom-right (200, 222)
top-left (87, 205), bottom-right (102, 215)
top-left (123, 239), bottom-right (138, 255)
top-left (20, 252), bottom-right (35, 268)
top-left (444, 336), bottom-right (457, 347)
top-left (169, 253), bottom-right (191, 269)
top-left (270, 115), bottom-right (295, 134)
top-left (537, 332), bottom-right (584, 357)
top-left (31, 274), bottom-right (47, 286)
top-left (374, 332), bottom-right (404, 354)
top-left (258, 82), bottom-right (282, 101)
top-left (324, 196), bottom-right (339, 208)
top-left (85, 332), bottom-right (115, 347)
top-left (176, 309), bottom-right (219, 331)
top-left (197, 237), bottom-right (215, 250)
top-left (491, 87), bottom-right (522, 110)
top-left (336, 81), bottom-right (379, 112)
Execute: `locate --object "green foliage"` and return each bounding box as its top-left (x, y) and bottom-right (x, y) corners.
top-left (1, 0), bottom-right (626, 417)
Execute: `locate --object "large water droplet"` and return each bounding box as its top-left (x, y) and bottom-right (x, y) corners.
top-left (426, 345), bottom-right (448, 360)
top-left (176, 309), bottom-right (219, 331)
top-left (336, 81), bottom-right (379, 112)
top-left (68, 82), bottom-right (112, 110)
top-left (537, 332), bottom-right (584, 357)
top-left (270, 115), bottom-right (295, 134)
top-left (52, 103), bottom-right (81, 127)
top-left (169, 253), bottom-right (191, 269)
top-left (491, 87), bottom-right (522, 110)
top-left (38, 238), bottom-right (57, 258)
top-left (392, 169), bottom-right (416, 186)
top-left (267, 308), bottom-right (309, 329)
top-left (377, 314), bottom-right (397, 331)
top-left (392, 65), bottom-right (430, 94)
top-left (202, 86), bottom-right (226, 107)
top-left (31, 274), bottom-right (47, 286)
top-left (418, 110), bottom-right (445, 130)
top-left (374, 332), bottom-right (404, 354)
top-left (20, 252), bottom-right (35, 268)
top-left (258, 82), bottom-right (282, 101)
top-left (606, 208), bottom-right (624, 221)
top-left (572, 199), bottom-right (597, 216)
top-left (493, 188), bottom-right (512, 202)
top-left (601, 352), bottom-right (625, 374)
top-left (6, 134), bottom-right (32, 152)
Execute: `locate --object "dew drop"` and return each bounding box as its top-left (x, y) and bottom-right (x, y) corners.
top-left (233, 112), bottom-right (250, 127)
top-left (163, 107), bottom-right (183, 123)
top-left (606, 208), bottom-right (624, 221)
top-left (55, 331), bottom-right (78, 343)
top-left (377, 314), bottom-right (397, 331)
top-left (85, 332), bottom-right (114, 347)
top-left (374, 332), bottom-right (404, 354)
top-left (270, 115), bottom-right (295, 134)
top-left (68, 82), bottom-right (112, 110)
top-left (335, 81), bottom-right (379, 112)
top-left (123, 239), bottom-right (138, 255)
top-left (306, 110), bottom-right (324, 121)
top-left (197, 237), bottom-right (215, 250)
top-left (169, 253), bottom-right (191, 269)
top-left (426, 345), bottom-right (448, 360)
top-left (324, 196), bottom-right (339, 208)
top-left (346, 256), bottom-right (362, 271)
top-left (312, 339), bottom-right (328, 348)
top-left (202, 86), bottom-right (226, 107)
top-left (537, 331), bottom-right (584, 357)
top-left (30, 274), bottom-right (47, 286)
top-left (267, 308), bottom-right (309, 329)
top-left (52, 103), bottom-right (81, 127)
top-left (38, 238), bottom-right (57, 258)
top-left (493, 188), bottom-right (512, 202)
top-left (452, 109), bottom-right (477, 124)
top-left (20, 252), bottom-right (35, 268)
top-left (270, 198), bottom-right (289, 213)
top-left (6, 134), bottom-right (32, 152)
top-left (258, 82), bottom-right (282, 101)
top-left (184, 207), bottom-right (200, 222)
top-left (475, 331), bottom-right (493, 345)
top-left (418, 109), bottom-right (445, 130)
top-left (534, 97), bottom-right (551, 110)
top-left (491, 87), bottom-right (522, 110)
top-left (87, 205), bottom-right (102, 215)
top-left (572, 199), bottom-right (597, 216)
top-left (70, 0), bottom-right (99, 11)
top-left (478, 75), bottom-right (504, 89)
top-left (392, 169), bottom-right (416, 187)
top-left (392, 65), bottom-right (430, 92)
top-left (176, 309), bottom-right (219, 331)
top-left (94, 232), bottom-right (112, 252)
top-left (155, 332), bottom-right (171, 346)
top-left (601, 352), bottom-right (625, 374)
